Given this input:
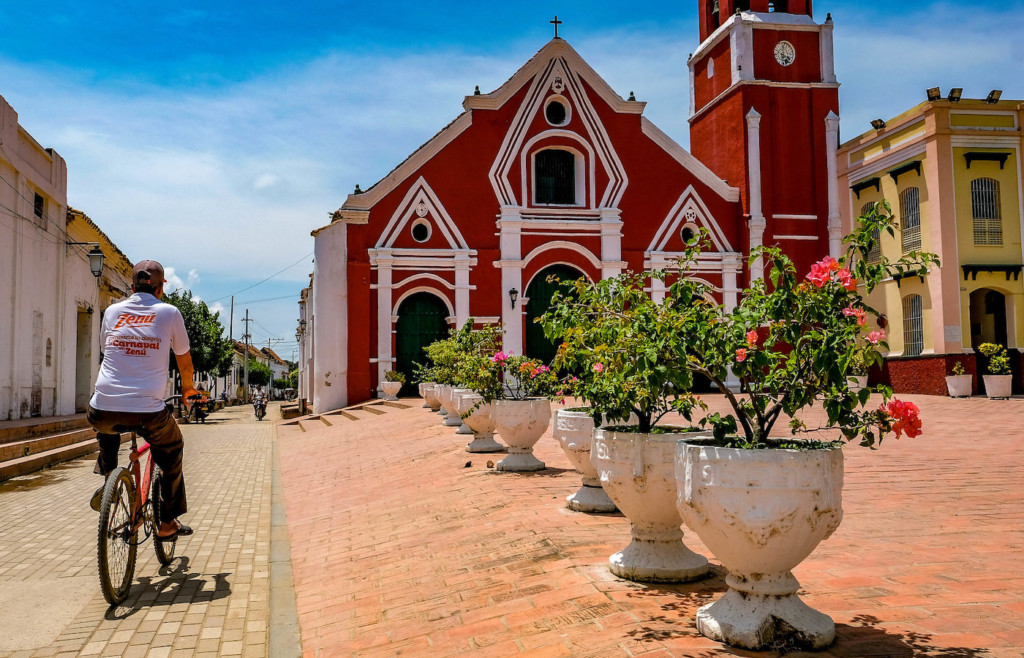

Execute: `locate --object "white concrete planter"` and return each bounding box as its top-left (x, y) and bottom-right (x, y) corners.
top-left (423, 385), bottom-right (443, 411)
top-left (438, 386), bottom-right (463, 426)
top-left (381, 381), bottom-right (402, 401)
top-left (676, 440), bottom-right (844, 651)
top-left (418, 382), bottom-right (436, 408)
top-left (552, 409), bottom-right (616, 513)
top-left (492, 398), bottom-right (551, 471)
top-left (945, 374), bottom-right (972, 398)
top-left (592, 427), bottom-right (710, 583)
top-left (451, 389), bottom-right (474, 434)
top-left (456, 393), bottom-right (504, 453)
top-left (848, 375), bottom-right (868, 391)
top-left (984, 374), bottom-right (1012, 399)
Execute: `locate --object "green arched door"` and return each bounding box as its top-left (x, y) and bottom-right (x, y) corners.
top-left (396, 292), bottom-right (450, 395)
top-left (525, 264), bottom-right (585, 366)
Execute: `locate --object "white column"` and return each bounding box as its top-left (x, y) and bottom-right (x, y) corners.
top-left (455, 254), bottom-right (471, 327)
top-left (650, 273), bottom-right (666, 304)
top-left (498, 207), bottom-right (524, 355)
top-left (731, 17), bottom-right (755, 84)
top-left (375, 256), bottom-right (393, 389)
top-left (820, 15), bottom-right (837, 84)
top-left (825, 111), bottom-right (843, 259)
top-left (7, 172), bottom-right (23, 417)
top-left (722, 253), bottom-right (742, 311)
top-left (599, 208), bottom-right (624, 279)
top-left (312, 223), bottom-right (349, 412)
top-left (746, 108), bottom-right (766, 283)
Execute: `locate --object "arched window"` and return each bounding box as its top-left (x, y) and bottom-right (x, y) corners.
top-left (902, 294), bottom-right (924, 357)
top-left (899, 187), bottom-right (921, 253)
top-left (534, 149), bottom-right (576, 205)
top-left (862, 201), bottom-right (880, 263)
top-left (971, 177), bottom-right (1002, 245)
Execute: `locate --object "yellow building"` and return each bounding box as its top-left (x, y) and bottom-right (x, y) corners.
top-left (838, 90), bottom-right (1024, 395)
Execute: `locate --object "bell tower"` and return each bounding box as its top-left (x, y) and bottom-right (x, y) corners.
top-left (688, 0), bottom-right (840, 281)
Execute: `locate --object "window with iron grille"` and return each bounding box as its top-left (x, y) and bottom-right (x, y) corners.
top-left (902, 294), bottom-right (923, 357)
top-left (534, 149), bottom-right (576, 205)
top-left (971, 177), bottom-right (1002, 245)
top-left (862, 201), bottom-right (881, 263)
top-left (899, 187), bottom-right (921, 253)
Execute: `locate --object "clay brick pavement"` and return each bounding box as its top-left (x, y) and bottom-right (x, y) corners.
top-left (0, 404), bottom-right (279, 658)
top-left (277, 395), bottom-right (1024, 657)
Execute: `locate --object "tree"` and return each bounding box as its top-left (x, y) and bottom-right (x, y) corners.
top-left (163, 290), bottom-right (234, 379)
top-left (246, 359), bottom-right (272, 387)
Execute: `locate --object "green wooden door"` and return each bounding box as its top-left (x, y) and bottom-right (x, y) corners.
top-left (396, 293), bottom-right (450, 395)
top-left (525, 264), bottom-right (585, 366)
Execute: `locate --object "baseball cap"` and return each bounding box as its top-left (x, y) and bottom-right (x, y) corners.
top-left (133, 260), bottom-right (166, 287)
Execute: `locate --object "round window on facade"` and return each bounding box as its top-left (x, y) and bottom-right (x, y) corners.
top-left (680, 225), bottom-right (697, 245)
top-left (411, 219), bottom-right (431, 243)
top-left (544, 97), bottom-right (570, 126)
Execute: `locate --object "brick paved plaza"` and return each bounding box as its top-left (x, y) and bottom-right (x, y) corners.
top-left (0, 405), bottom-right (281, 658)
top-left (277, 394), bottom-right (1024, 657)
top-left (1, 395), bottom-right (1022, 657)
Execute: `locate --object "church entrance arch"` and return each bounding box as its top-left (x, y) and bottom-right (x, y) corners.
top-left (524, 264), bottom-right (586, 366)
top-left (395, 292), bottom-right (450, 395)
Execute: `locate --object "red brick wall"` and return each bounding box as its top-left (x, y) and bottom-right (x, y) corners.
top-left (880, 355), bottom-right (979, 396)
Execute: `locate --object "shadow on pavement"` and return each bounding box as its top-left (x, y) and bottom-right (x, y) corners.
top-left (104, 556), bottom-right (232, 619)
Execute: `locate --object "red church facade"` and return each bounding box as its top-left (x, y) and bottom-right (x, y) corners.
top-left (305, 1), bottom-right (841, 411)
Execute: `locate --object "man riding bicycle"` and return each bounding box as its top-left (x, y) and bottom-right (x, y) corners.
top-left (87, 260), bottom-right (197, 540)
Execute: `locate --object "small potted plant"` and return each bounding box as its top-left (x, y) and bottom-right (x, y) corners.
top-left (675, 202), bottom-right (938, 650)
top-left (380, 370), bottom-right (404, 401)
top-left (542, 252), bottom-right (712, 584)
top-left (978, 343), bottom-right (1012, 399)
top-left (945, 360), bottom-right (972, 398)
top-left (848, 346), bottom-right (871, 391)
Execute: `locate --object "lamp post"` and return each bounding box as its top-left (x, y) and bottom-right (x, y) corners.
top-left (66, 241), bottom-right (105, 280)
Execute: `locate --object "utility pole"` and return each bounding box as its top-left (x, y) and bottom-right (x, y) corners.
top-left (242, 309), bottom-right (253, 402)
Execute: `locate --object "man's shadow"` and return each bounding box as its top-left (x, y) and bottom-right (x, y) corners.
top-left (103, 556), bottom-right (231, 619)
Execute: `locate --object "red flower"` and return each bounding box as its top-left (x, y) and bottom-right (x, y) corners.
top-left (746, 330), bottom-right (758, 347)
top-left (735, 348), bottom-right (747, 362)
top-left (842, 305), bottom-right (867, 327)
top-left (836, 268), bottom-right (857, 291)
top-left (885, 399), bottom-right (922, 439)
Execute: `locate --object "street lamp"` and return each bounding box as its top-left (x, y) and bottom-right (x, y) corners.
top-left (508, 288), bottom-right (519, 308)
top-left (66, 241), bottom-right (105, 278)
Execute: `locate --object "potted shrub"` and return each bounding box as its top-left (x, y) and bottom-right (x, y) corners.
top-left (945, 360), bottom-right (972, 398)
top-left (848, 346), bottom-right (870, 391)
top-left (978, 343), bottom-right (1012, 399)
top-left (380, 370), bottom-right (404, 401)
top-left (551, 403), bottom-right (617, 513)
top-left (676, 203), bottom-right (938, 650)
top-left (541, 252), bottom-right (712, 583)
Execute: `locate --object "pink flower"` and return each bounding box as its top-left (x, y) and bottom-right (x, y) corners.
top-left (842, 306), bottom-right (867, 327)
top-left (867, 330), bottom-right (886, 344)
top-left (807, 256), bottom-right (843, 288)
top-left (492, 351), bottom-right (508, 364)
top-left (885, 399), bottom-right (922, 439)
top-left (592, 362), bottom-right (604, 373)
top-left (735, 348), bottom-right (747, 362)
top-left (746, 330), bottom-right (758, 347)
top-left (836, 268), bottom-right (857, 291)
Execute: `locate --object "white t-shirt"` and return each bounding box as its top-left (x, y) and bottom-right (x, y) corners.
top-left (90, 293), bottom-right (190, 413)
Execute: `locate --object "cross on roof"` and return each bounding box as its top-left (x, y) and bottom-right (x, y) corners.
top-left (550, 15), bottom-right (562, 38)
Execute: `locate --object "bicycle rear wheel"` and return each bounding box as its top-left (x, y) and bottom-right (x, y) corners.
top-left (151, 467), bottom-right (177, 565)
top-left (97, 468), bottom-right (138, 605)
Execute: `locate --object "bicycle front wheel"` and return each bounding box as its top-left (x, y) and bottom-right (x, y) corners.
top-left (151, 467), bottom-right (177, 566)
top-left (97, 468), bottom-right (138, 605)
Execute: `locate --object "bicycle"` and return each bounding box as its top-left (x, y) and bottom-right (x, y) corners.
top-left (96, 429), bottom-right (179, 605)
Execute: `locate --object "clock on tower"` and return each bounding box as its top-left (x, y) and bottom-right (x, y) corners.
top-left (687, 0), bottom-right (841, 282)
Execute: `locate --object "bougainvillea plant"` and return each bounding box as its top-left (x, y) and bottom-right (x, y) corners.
top-left (686, 201), bottom-right (939, 448)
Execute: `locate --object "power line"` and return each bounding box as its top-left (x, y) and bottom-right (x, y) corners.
top-left (209, 251), bottom-right (313, 303)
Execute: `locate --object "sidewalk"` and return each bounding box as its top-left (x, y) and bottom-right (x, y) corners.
top-left (276, 395), bottom-right (1024, 657)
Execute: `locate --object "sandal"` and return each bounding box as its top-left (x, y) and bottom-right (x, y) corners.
top-left (156, 520), bottom-right (194, 540)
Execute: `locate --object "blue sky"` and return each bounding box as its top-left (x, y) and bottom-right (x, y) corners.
top-left (2, 1), bottom-right (1022, 361)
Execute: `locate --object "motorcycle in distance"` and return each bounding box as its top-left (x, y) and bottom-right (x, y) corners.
top-left (253, 397), bottom-right (267, 421)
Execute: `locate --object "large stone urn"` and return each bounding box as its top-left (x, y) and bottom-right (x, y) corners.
top-left (676, 440), bottom-right (844, 651)
top-left (983, 374), bottom-right (1012, 399)
top-left (423, 385), bottom-right (443, 411)
top-left (456, 392), bottom-right (504, 453)
top-left (418, 382), bottom-right (437, 408)
top-left (552, 409), bottom-right (616, 513)
top-left (438, 386), bottom-right (463, 427)
top-left (492, 398), bottom-right (551, 471)
top-left (380, 381), bottom-right (402, 401)
top-left (451, 389), bottom-right (474, 435)
top-left (591, 427), bottom-right (709, 583)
